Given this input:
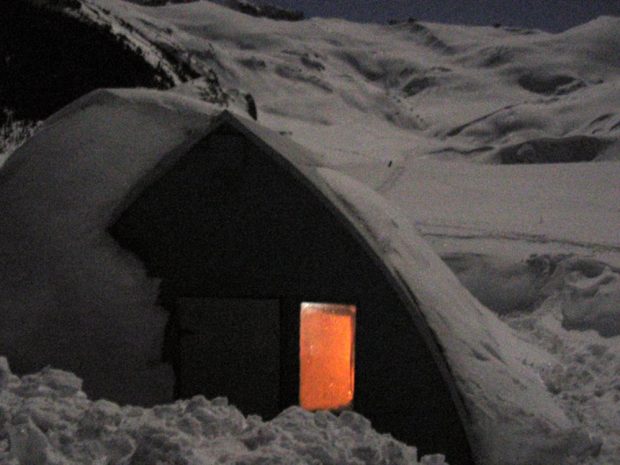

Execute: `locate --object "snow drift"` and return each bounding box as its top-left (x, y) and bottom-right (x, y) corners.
top-left (443, 253), bottom-right (620, 337)
top-left (0, 357), bottom-right (443, 465)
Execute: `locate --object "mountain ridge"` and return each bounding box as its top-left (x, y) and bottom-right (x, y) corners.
top-left (1, 0), bottom-right (619, 165)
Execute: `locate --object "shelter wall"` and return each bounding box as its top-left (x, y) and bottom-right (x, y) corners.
top-left (110, 125), bottom-right (472, 463)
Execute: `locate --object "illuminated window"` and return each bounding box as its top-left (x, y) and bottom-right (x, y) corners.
top-left (299, 302), bottom-right (356, 411)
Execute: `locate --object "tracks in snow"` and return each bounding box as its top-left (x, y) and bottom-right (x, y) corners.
top-left (416, 221), bottom-right (620, 254)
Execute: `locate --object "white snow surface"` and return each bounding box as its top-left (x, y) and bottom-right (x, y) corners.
top-left (0, 89), bottom-right (219, 406)
top-left (0, 357), bottom-right (441, 465)
top-left (0, 113), bottom-right (39, 167)
top-left (66, 0), bottom-right (620, 164)
top-left (1, 1), bottom-right (620, 464)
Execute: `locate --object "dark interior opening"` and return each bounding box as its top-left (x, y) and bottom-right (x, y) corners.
top-left (109, 123), bottom-right (474, 464)
top-left (299, 302), bottom-right (356, 411)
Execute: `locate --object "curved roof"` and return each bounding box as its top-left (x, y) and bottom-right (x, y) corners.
top-left (0, 88), bottom-right (586, 465)
top-left (195, 108), bottom-right (475, 442)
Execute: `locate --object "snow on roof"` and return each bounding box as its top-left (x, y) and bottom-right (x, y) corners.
top-left (221, 110), bottom-right (598, 464)
top-left (0, 88), bottom-right (599, 464)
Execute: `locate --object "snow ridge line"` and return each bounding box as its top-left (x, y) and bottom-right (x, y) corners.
top-left (416, 222), bottom-right (620, 253)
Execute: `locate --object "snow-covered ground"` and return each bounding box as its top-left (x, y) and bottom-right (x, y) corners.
top-left (1, 1), bottom-right (619, 464)
top-left (1, 357), bottom-right (444, 465)
top-left (441, 252), bottom-right (620, 463)
top-left (64, 0), bottom-right (620, 165)
top-left (3, 0), bottom-right (620, 169)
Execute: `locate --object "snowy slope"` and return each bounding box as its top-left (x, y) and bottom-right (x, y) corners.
top-left (1, 356), bottom-right (440, 465)
top-left (62, 0), bottom-right (620, 166)
top-left (1, 1), bottom-right (619, 464)
top-left (3, 0), bottom-right (619, 166)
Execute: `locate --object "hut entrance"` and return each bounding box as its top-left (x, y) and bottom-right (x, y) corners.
top-left (299, 302), bottom-right (356, 411)
top-left (108, 114), bottom-right (474, 463)
top-left (175, 297), bottom-right (280, 416)
top-left (175, 298), bottom-right (358, 417)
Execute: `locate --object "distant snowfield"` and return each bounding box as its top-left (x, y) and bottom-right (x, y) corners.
top-left (69, 0), bottom-right (620, 164)
top-left (1, 1), bottom-right (619, 464)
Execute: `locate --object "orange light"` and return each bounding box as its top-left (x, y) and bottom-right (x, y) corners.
top-left (299, 302), bottom-right (356, 411)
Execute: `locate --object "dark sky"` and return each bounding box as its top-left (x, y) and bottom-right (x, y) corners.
top-left (263, 0), bottom-right (620, 32)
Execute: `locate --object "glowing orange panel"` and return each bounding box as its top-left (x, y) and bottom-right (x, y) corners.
top-left (299, 302), bottom-right (356, 411)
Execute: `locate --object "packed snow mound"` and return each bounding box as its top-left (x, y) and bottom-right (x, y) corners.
top-left (8, 0), bottom-right (620, 164)
top-left (0, 88), bottom-right (221, 405)
top-left (0, 357), bottom-right (446, 465)
top-left (561, 266), bottom-right (620, 337)
top-left (448, 252), bottom-right (620, 463)
top-left (443, 253), bottom-right (620, 337)
top-left (442, 253), bottom-right (545, 314)
top-left (543, 257), bottom-right (620, 337)
top-left (495, 136), bottom-right (612, 164)
top-left (442, 252), bottom-right (620, 462)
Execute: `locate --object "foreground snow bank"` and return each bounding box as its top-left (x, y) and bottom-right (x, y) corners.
top-left (0, 358), bottom-right (443, 465)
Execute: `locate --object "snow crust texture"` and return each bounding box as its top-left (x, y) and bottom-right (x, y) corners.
top-left (0, 358), bottom-right (441, 465)
top-left (68, 0), bottom-right (620, 165)
top-left (443, 252), bottom-right (620, 463)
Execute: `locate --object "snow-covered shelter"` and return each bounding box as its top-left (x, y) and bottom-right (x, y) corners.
top-left (108, 110), bottom-right (473, 464)
top-left (1, 89), bottom-right (590, 465)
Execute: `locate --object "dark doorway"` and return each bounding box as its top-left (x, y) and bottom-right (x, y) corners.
top-left (175, 298), bottom-right (280, 417)
top-left (109, 118), bottom-right (474, 464)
